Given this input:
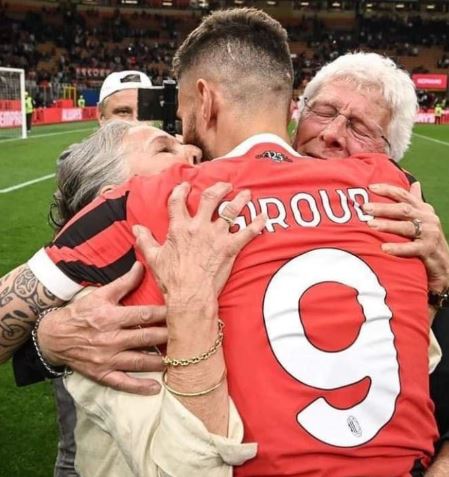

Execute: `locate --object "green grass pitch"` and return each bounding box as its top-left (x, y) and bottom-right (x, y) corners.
top-left (0, 121), bottom-right (448, 476)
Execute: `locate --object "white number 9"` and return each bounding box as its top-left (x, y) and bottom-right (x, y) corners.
top-left (263, 248), bottom-right (400, 447)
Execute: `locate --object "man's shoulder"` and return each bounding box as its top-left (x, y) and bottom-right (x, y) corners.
top-left (344, 152), bottom-right (392, 167)
top-left (343, 153), bottom-right (412, 188)
top-left (123, 164), bottom-right (200, 232)
top-left (124, 163), bottom-right (199, 206)
top-left (128, 163), bottom-right (198, 191)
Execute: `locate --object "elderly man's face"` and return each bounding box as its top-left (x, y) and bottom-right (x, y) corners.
top-left (295, 80), bottom-right (391, 159)
top-left (98, 89), bottom-right (139, 125)
top-left (122, 124), bottom-right (201, 176)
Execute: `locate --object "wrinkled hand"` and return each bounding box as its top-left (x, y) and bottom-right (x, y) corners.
top-left (362, 182), bottom-right (449, 292)
top-left (38, 262), bottom-right (167, 395)
top-left (133, 182), bottom-right (261, 436)
top-left (133, 181), bottom-right (266, 306)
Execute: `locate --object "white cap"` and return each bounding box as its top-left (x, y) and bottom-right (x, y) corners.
top-left (99, 70), bottom-right (152, 103)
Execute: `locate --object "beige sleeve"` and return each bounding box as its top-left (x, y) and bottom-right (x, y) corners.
top-left (151, 390), bottom-right (257, 477)
top-left (428, 307), bottom-right (442, 374)
top-left (429, 330), bottom-right (442, 374)
top-left (65, 371), bottom-right (257, 477)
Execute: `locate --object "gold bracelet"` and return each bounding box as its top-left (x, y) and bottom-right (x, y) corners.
top-left (162, 319), bottom-right (224, 367)
top-left (162, 369), bottom-right (227, 397)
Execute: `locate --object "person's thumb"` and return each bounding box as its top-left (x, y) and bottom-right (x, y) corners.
top-left (133, 224), bottom-right (160, 270)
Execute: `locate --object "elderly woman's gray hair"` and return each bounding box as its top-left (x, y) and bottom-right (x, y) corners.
top-left (50, 120), bottom-right (133, 231)
top-left (299, 52), bottom-right (418, 162)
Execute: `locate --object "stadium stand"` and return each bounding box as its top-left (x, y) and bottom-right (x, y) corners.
top-left (0, 0), bottom-right (448, 113)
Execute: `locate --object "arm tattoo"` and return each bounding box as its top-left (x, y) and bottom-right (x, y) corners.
top-left (0, 264), bottom-right (63, 363)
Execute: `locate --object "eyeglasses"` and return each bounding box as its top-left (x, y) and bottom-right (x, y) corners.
top-left (303, 98), bottom-right (391, 152)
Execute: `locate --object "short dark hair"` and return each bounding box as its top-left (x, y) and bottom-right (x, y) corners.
top-left (173, 8), bottom-right (293, 101)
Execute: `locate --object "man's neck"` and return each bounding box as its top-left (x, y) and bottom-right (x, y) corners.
top-left (213, 113), bottom-right (290, 158)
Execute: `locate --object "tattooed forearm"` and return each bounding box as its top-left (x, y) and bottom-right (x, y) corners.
top-left (0, 311), bottom-right (34, 343)
top-left (0, 264), bottom-right (63, 363)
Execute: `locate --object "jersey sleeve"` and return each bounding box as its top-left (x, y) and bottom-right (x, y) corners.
top-left (28, 182), bottom-right (136, 301)
top-left (29, 164), bottom-right (197, 302)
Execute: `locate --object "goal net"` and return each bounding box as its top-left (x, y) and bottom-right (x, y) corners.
top-left (0, 67), bottom-right (26, 140)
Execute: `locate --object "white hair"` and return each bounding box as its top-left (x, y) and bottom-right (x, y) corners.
top-left (300, 52), bottom-right (418, 162)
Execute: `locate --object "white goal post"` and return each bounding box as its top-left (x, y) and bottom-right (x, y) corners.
top-left (0, 67), bottom-right (27, 139)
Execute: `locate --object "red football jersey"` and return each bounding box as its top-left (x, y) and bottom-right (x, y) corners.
top-left (41, 136), bottom-right (437, 476)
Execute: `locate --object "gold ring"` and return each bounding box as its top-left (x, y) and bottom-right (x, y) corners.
top-left (411, 218), bottom-right (422, 239)
top-left (219, 212), bottom-right (234, 227)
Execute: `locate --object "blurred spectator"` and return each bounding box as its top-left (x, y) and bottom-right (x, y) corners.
top-left (77, 94), bottom-right (85, 108)
top-left (434, 102), bottom-right (444, 125)
top-left (437, 54), bottom-right (449, 69)
top-left (24, 91), bottom-right (34, 132)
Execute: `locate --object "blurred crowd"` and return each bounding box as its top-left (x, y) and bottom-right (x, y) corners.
top-left (0, 2), bottom-right (187, 91)
top-left (287, 14), bottom-right (449, 89)
top-left (0, 1), bottom-right (448, 101)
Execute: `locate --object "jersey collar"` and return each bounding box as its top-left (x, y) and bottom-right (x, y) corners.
top-left (221, 133), bottom-right (302, 159)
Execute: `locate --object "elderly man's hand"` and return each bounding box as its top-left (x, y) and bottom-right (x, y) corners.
top-left (37, 262), bottom-right (167, 395)
top-left (362, 182), bottom-right (449, 293)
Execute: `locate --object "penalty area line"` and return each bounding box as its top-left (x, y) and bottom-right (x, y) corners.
top-left (413, 133), bottom-right (449, 147)
top-left (0, 173), bottom-right (55, 193)
top-left (1, 126), bottom-right (95, 143)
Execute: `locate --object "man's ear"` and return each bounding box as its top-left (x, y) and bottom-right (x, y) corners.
top-left (196, 79), bottom-right (217, 129)
top-left (97, 108), bottom-right (105, 125)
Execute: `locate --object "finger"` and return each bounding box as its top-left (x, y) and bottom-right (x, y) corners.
top-left (381, 241), bottom-right (424, 258)
top-left (98, 371), bottom-right (162, 396)
top-left (133, 225), bottom-right (160, 268)
top-left (115, 326), bottom-right (168, 351)
top-left (362, 201), bottom-right (417, 221)
top-left (111, 304), bottom-right (167, 329)
top-left (232, 213), bottom-right (267, 250)
top-left (196, 182), bottom-right (233, 221)
top-left (367, 218), bottom-right (417, 238)
top-left (409, 181), bottom-right (423, 200)
top-left (167, 182), bottom-right (191, 223)
top-left (217, 189), bottom-right (251, 229)
top-left (133, 224), bottom-right (159, 247)
top-left (114, 351), bottom-right (164, 373)
top-left (368, 183), bottom-right (420, 207)
top-left (97, 262), bottom-right (144, 303)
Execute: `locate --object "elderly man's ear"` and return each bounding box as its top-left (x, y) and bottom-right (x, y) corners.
top-left (97, 107), bottom-right (106, 126)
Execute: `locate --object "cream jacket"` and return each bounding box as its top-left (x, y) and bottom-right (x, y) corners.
top-left (65, 371), bottom-right (257, 477)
